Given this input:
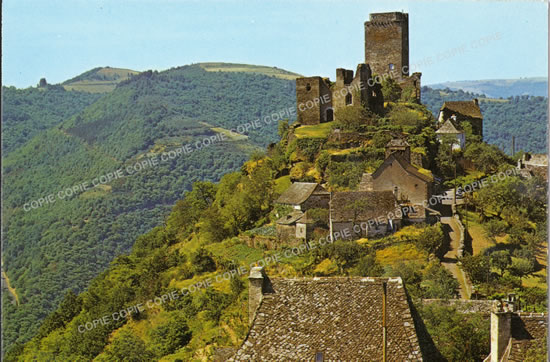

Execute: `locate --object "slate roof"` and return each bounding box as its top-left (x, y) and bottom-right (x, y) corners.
top-left (373, 153), bottom-right (433, 183)
top-left (275, 211), bottom-right (305, 225)
top-left (330, 190), bottom-right (398, 223)
top-left (231, 277), bottom-right (425, 361)
top-left (440, 100), bottom-right (483, 119)
top-left (507, 313), bottom-right (548, 361)
top-left (276, 182), bottom-right (329, 205)
top-left (436, 119), bottom-right (463, 134)
top-left (386, 138), bottom-right (410, 148)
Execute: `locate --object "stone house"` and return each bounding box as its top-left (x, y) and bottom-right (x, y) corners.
top-left (436, 119), bottom-right (466, 150)
top-left (367, 153), bottom-right (433, 205)
top-left (358, 139), bottom-right (434, 222)
top-left (438, 99), bottom-right (483, 138)
top-left (330, 190), bottom-right (401, 239)
top-left (229, 267), bottom-right (436, 361)
top-left (275, 210), bottom-right (320, 240)
top-left (275, 182), bottom-right (330, 211)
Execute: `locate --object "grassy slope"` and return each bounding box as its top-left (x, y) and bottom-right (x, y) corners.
top-left (199, 62), bottom-right (302, 80)
top-left (62, 67), bottom-right (140, 93)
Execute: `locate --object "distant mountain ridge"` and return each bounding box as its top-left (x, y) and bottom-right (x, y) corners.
top-left (61, 64), bottom-right (302, 93)
top-left (427, 77), bottom-right (548, 98)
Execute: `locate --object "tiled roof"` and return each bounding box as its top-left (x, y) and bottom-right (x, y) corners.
top-left (276, 182), bottom-right (329, 205)
top-left (373, 153), bottom-right (433, 183)
top-left (508, 313), bottom-right (548, 361)
top-left (441, 100), bottom-right (483, 119)
top-left (231, 277), bottom-right (425, 361)
top-left (331, 191), bottom-right (398, 223)
top-left (436, 119), bottom-right (463, 134)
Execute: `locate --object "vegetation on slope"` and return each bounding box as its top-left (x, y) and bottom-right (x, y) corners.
top-left (2, 64), bottom-right (295, 351)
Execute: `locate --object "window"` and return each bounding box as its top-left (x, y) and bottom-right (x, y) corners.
top-left (306, 83), bottom-right (311, 91)
top-left (345, 93), bottom-right (352, 105)
top-left (326, 108), bottom-right (334, 122)
top-left (315, 352), bottom-right (324, 362)
top-left (389, 63), bottom-right (395, 70)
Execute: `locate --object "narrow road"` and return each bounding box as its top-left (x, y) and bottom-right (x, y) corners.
top-left (440, 216), bottom-right (471, 299)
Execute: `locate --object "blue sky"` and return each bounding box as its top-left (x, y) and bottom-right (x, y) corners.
top-left (3, 0), bottom-right (548, 88)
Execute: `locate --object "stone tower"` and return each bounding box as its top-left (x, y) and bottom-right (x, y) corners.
top-left (364, 12), bottom-right (409, 79)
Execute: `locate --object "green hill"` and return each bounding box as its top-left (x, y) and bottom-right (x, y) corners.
top-left (62, 67), bottom-right (140, 93)
top-left (2, 64), bottom-right (295, 350)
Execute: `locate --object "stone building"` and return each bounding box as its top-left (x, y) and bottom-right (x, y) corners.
top-left (330, 190), bottom-right (400, 239)
top-left (275, 182), bottom-right (330, 211)
top-left (517, 152), bottom-right (548, 181)
top-left (438, 99), bottom-right (483, 138)
top-left (230, 268), bottom-right (434, 361)
top-left (366, 149), bottom-right (433, 205)
top-left (295, 12), bottom-right (422, 126)
top-left (435, 119), bottom-right (466, 150)
top-left (275, 210), bottom-right (320, 240)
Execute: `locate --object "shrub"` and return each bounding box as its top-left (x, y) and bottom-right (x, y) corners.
top-left (190, 248), bottom-right (217, 274)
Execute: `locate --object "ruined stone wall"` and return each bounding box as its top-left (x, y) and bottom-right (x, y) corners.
top-left (365, 12), bottom-right (409, 79)
top-left (399, 72), bottom-right (422, 103)
top-left (296, 77), bottom-right (332, 125)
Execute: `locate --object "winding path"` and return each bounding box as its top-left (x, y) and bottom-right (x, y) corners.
top-left (440, 216), bottom-right (471, 299)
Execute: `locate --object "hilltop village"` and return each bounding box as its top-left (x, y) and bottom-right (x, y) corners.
top-left (229, 12), bottom-right (547, 361)
top-left (10, 11), bottom-right (547, 362)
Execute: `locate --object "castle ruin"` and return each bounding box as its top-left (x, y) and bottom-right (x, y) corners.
top-left (296, 12), bottom-right (422, 125)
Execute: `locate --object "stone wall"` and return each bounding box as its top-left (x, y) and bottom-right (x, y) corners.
top-left (398, 72), bottom-right (422, 103)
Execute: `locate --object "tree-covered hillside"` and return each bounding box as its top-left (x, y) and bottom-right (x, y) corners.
top-left (2, 85), bottom-right (102, 154)
top-left (422, 86), bottom-right (548, 154)
top-left (2, 64), bottom-right (295, 350)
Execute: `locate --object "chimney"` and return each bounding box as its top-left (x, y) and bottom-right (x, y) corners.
top-left (358, 173), bottom-right (374, 191)
top-left (248, 266), bottom-right (266, 324)
top-left (490, 301), bottom-right (512, 362)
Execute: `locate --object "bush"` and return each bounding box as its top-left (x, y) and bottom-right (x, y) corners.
top-left (190, 248), bottom-right (217, 274)
top-left (485, 218), bottom-right (508, 237)
top-left (149, 312), bottom-right (192, 357)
